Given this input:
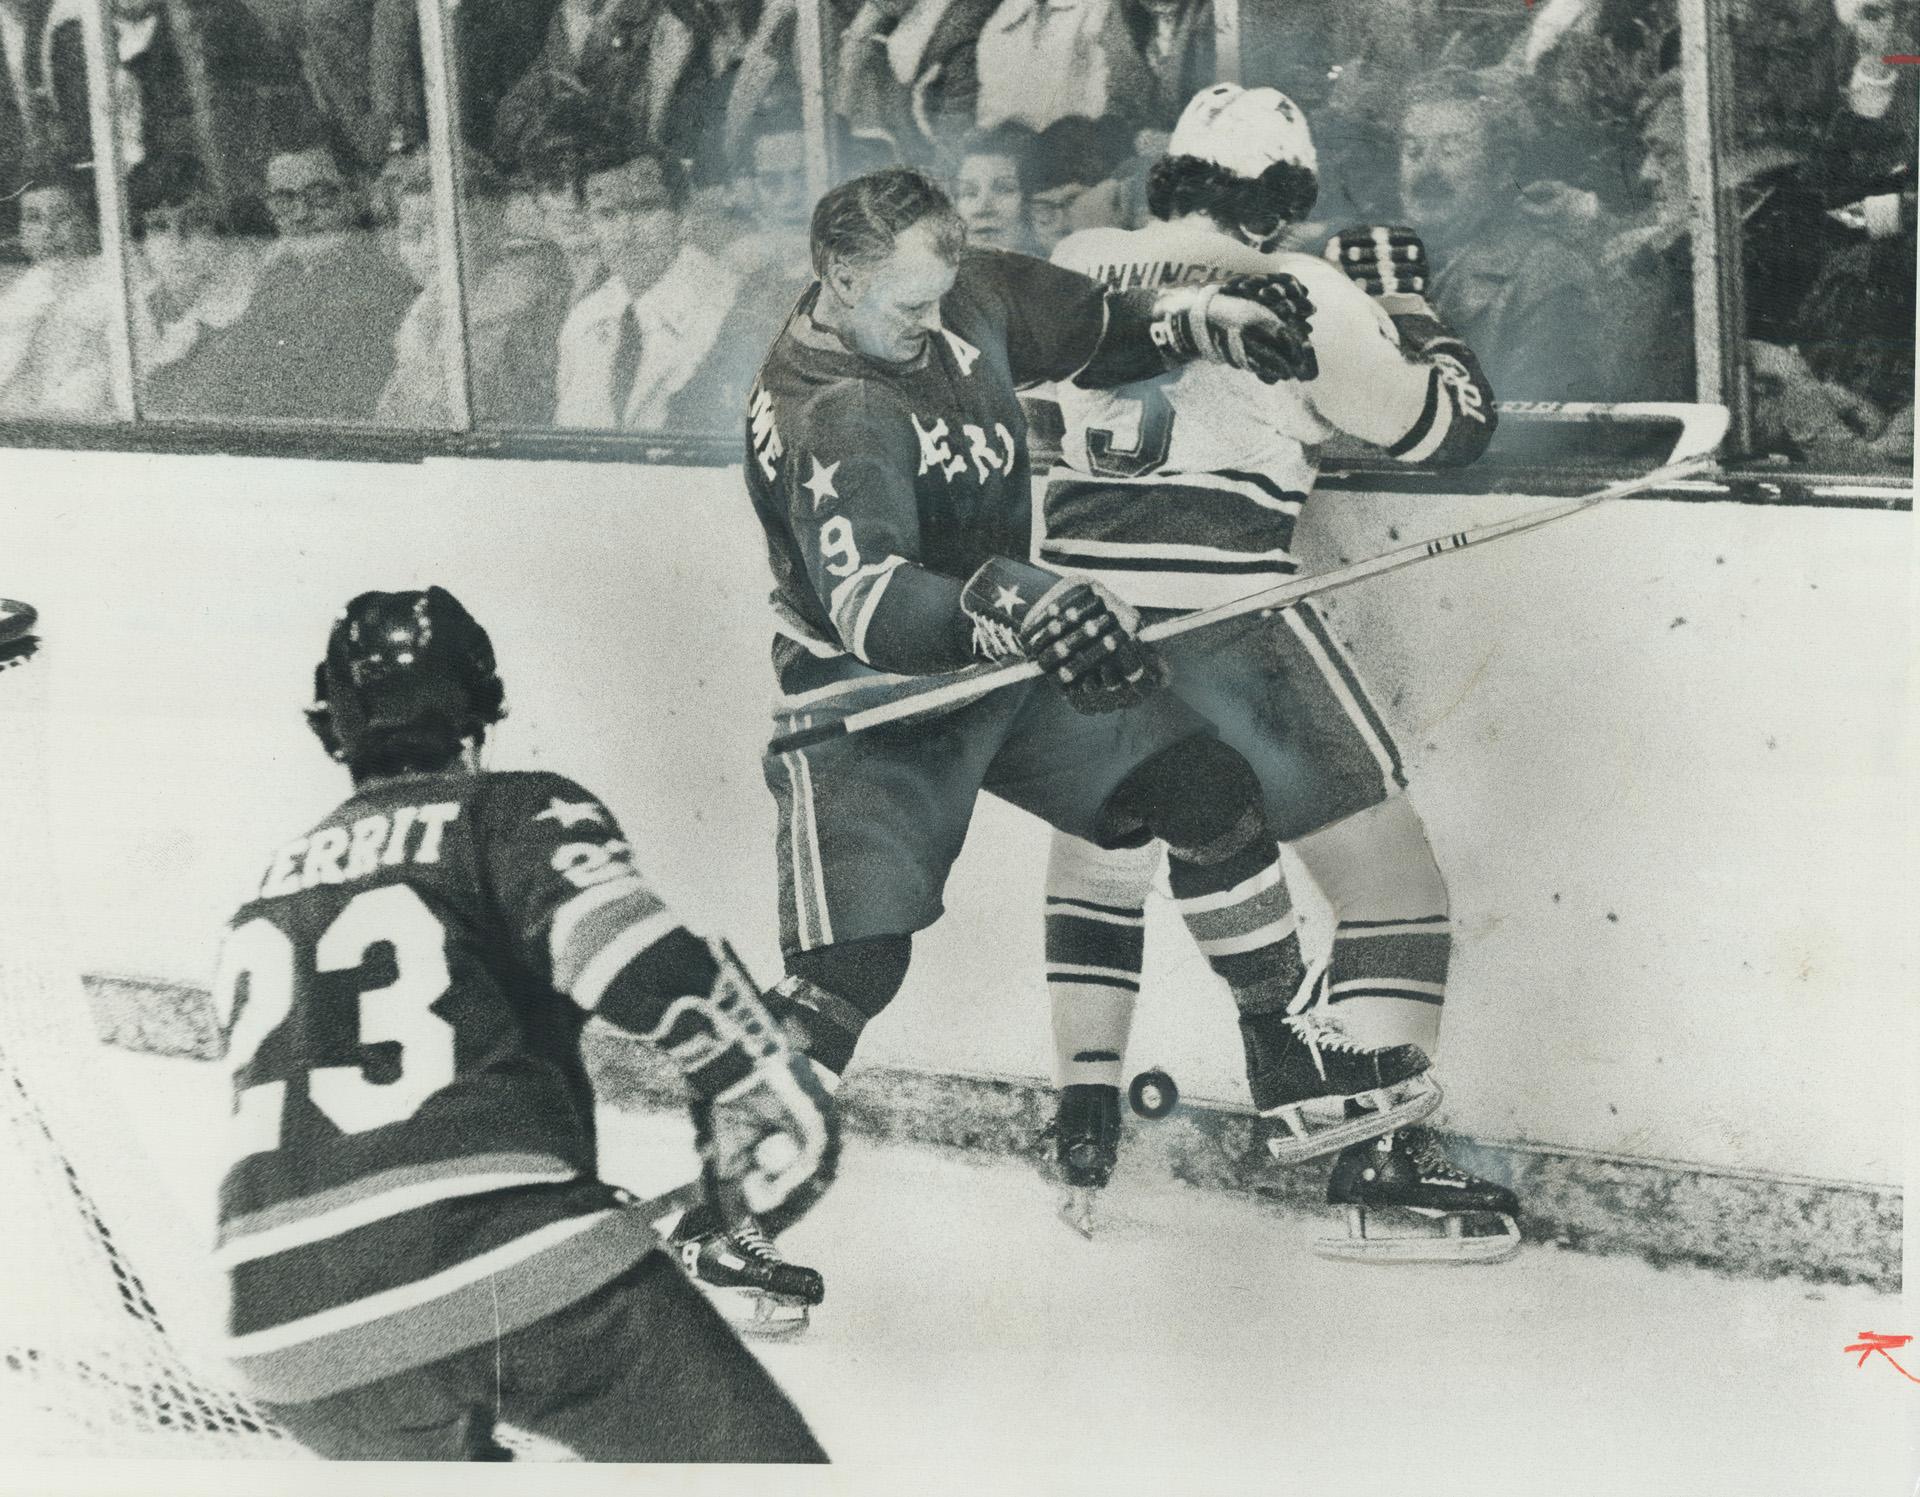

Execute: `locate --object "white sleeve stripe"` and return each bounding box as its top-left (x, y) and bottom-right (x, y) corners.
top-left (847, 557), bottom-right (905, 662)
top-left (1399, 381), bottom-right (1456, 463)
top-left (567, 907), bottom-right (685, 1011)
top-left (548, 874), bottom-right (655, 971)
top-left (827, 555), bottom-right (909, 659)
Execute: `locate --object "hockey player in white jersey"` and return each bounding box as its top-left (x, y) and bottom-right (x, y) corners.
top-left (1036, 83), bottom-right (1521, 1263)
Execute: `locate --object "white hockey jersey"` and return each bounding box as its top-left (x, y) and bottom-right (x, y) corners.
top-left (1041, 218), bottom-right (1461, 610)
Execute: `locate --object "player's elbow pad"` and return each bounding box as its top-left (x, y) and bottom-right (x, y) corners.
top-left (857, 566), bottom-right (975, 675)
top-left (596, 930), bottom-right (794, 1100)
top-left (1071, 288), bottom-right (1179, 388)
top-left (1386, 301), bottom-right (1497, 469)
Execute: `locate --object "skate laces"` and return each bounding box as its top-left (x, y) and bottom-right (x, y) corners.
top-left (1409, 1130), bottom-right (1470, 1182)
top-left (1283, 1010), bottom-right (1369, 1054)
top-left (728, 1222), bottom-right (784, 1265)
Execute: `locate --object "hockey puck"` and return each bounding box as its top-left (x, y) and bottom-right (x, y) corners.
top-left (0, 599), bottom-right (36, 641)
top-left (0, 599), bottom-right (38, 668)
top-left (1128, 1069), bottom-right (1179, 1120)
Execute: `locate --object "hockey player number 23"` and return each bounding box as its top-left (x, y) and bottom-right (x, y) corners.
top-left (212, 885), bottom-right (457, 1158)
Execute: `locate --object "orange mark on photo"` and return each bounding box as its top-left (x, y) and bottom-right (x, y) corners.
top-left (1845, 1332), bottom-right (1920, 1384)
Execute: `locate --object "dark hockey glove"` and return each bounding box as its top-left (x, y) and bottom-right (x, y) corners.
top-left (961, 556), bottom-right (1168, 714)
top-left (1149, 273), bottom-right (1317, 384)
top-left (658, 940), bottom-right (840, 1237)
top-left (1324, 225), bottom-right (1430, 301)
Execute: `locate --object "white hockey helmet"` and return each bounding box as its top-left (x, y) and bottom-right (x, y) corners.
top-left (1167, 83), bottom-right (1317, 183)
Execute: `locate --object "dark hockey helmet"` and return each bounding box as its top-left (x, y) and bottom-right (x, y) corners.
top-left (306, 587), bottom-right (507, 777)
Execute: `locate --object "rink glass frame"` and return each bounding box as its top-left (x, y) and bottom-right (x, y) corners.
top-left (0, 0), bottom-right (1906, 504)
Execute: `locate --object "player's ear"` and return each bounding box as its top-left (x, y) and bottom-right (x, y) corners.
top-left (822, 254), bottom-right (861, 305)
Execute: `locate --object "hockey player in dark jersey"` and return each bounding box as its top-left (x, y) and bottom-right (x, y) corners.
top-left (1035, 84), bottom-right (1520, 1260)
top-left (210, 587), bottom-right (831, 1460)
top-left (742, 167), bottom-right (1438, 1218)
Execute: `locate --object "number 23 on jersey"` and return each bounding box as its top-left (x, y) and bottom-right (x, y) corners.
top-left (211, 885), bottom-right (455, 1160)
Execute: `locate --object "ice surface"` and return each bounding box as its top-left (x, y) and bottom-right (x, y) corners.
top-left (31, 1048), bottom-right (1915, 1497)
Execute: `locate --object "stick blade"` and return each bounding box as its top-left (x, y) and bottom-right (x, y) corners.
top-left (1664, 403), bottom-right (1732, 466)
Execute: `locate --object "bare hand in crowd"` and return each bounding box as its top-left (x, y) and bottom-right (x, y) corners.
top-left (1517, 179), bottom-right (1599, 227)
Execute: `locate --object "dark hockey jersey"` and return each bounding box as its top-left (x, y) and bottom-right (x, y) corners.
top-left (210, 768), bottom-right (679, 1403)
top-left (743, 246), bottom-right (1108, 712)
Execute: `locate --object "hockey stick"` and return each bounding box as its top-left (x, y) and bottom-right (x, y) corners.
top-left (769, 406), bottom-right (1728, 756)
top-left (632, 1176), bottom-right (707, 1222)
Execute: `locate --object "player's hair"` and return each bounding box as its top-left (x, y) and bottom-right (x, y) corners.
top-left (809, 167), bottom-right (966, 278)
top-left (1145, 153), bottom-right (1318, 232)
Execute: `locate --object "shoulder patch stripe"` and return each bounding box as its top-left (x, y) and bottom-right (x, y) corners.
top-left (549, 875), bottom-right (657, 973)
top-left (568, 906), bottom-right (684, 1010)
top-left (215, 1166), bottom-right (580, 1268)
top-left (553, 885), bottom-right (671, 995)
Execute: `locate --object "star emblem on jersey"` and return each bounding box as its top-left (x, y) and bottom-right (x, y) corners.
top-left (534, 797), bottom-right (607, 829)
top-left (993, 584), bottom-right (1024, 615)
top-left (802, 456), bottom-right (840, 511)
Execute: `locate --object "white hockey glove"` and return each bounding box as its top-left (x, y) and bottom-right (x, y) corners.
top-left (1149, 273), bottom-right (1318, 384)
top-left (659, 940), bottom-right (840, 1236)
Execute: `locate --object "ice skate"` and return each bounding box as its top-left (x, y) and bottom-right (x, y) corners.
top-left (1048, 1083), bottom-right (1122, 1239)
top-left (1246, 1009), bottom-right (1440, 1165)
top-left (670, 1207), bottom-right (824, 1337)
top-left (1318, 1126), bottom-right (1522, 1264)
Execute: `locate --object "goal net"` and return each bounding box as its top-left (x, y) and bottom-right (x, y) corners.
top-left (0, 640), bottom-right (296, 1458)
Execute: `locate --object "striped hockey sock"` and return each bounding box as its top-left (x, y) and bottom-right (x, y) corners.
top-left (1290, 796), bottom-right (1452, 1057)
top-left (1165, 808), bottom-right (1306, 1020)
top-left (1044, 835), bottom-right (1159, 1088)
top-left (1320, 914), bottom-right (1449, 1056)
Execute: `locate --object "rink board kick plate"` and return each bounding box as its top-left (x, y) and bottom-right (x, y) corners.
top-left (85, 973), bottom-right (1901, 1292)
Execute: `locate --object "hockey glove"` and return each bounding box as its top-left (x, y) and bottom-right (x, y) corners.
top-left (656, 939), bottom-right (840, 1237)
top-left (1148, 273), bottom-right (1317, 384)
top-left (1325, 225), bottom-right (1430, 302)
top-left (961, 556), bottom-right (1168, 715)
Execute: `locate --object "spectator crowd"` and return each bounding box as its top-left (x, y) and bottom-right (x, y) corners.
top-left (0, 0), bottom-right (1910, 467)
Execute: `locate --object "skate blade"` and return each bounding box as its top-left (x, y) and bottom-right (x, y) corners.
top-left (1314, 1206), bottom-right (1522, 1265)
top-left (1262, 1073), bottom-right (1444, 1166)
top-left (1058, 1187), bottom-right (1099, 1240)
top-left (704, 1285), bottom-right (812, 1339)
